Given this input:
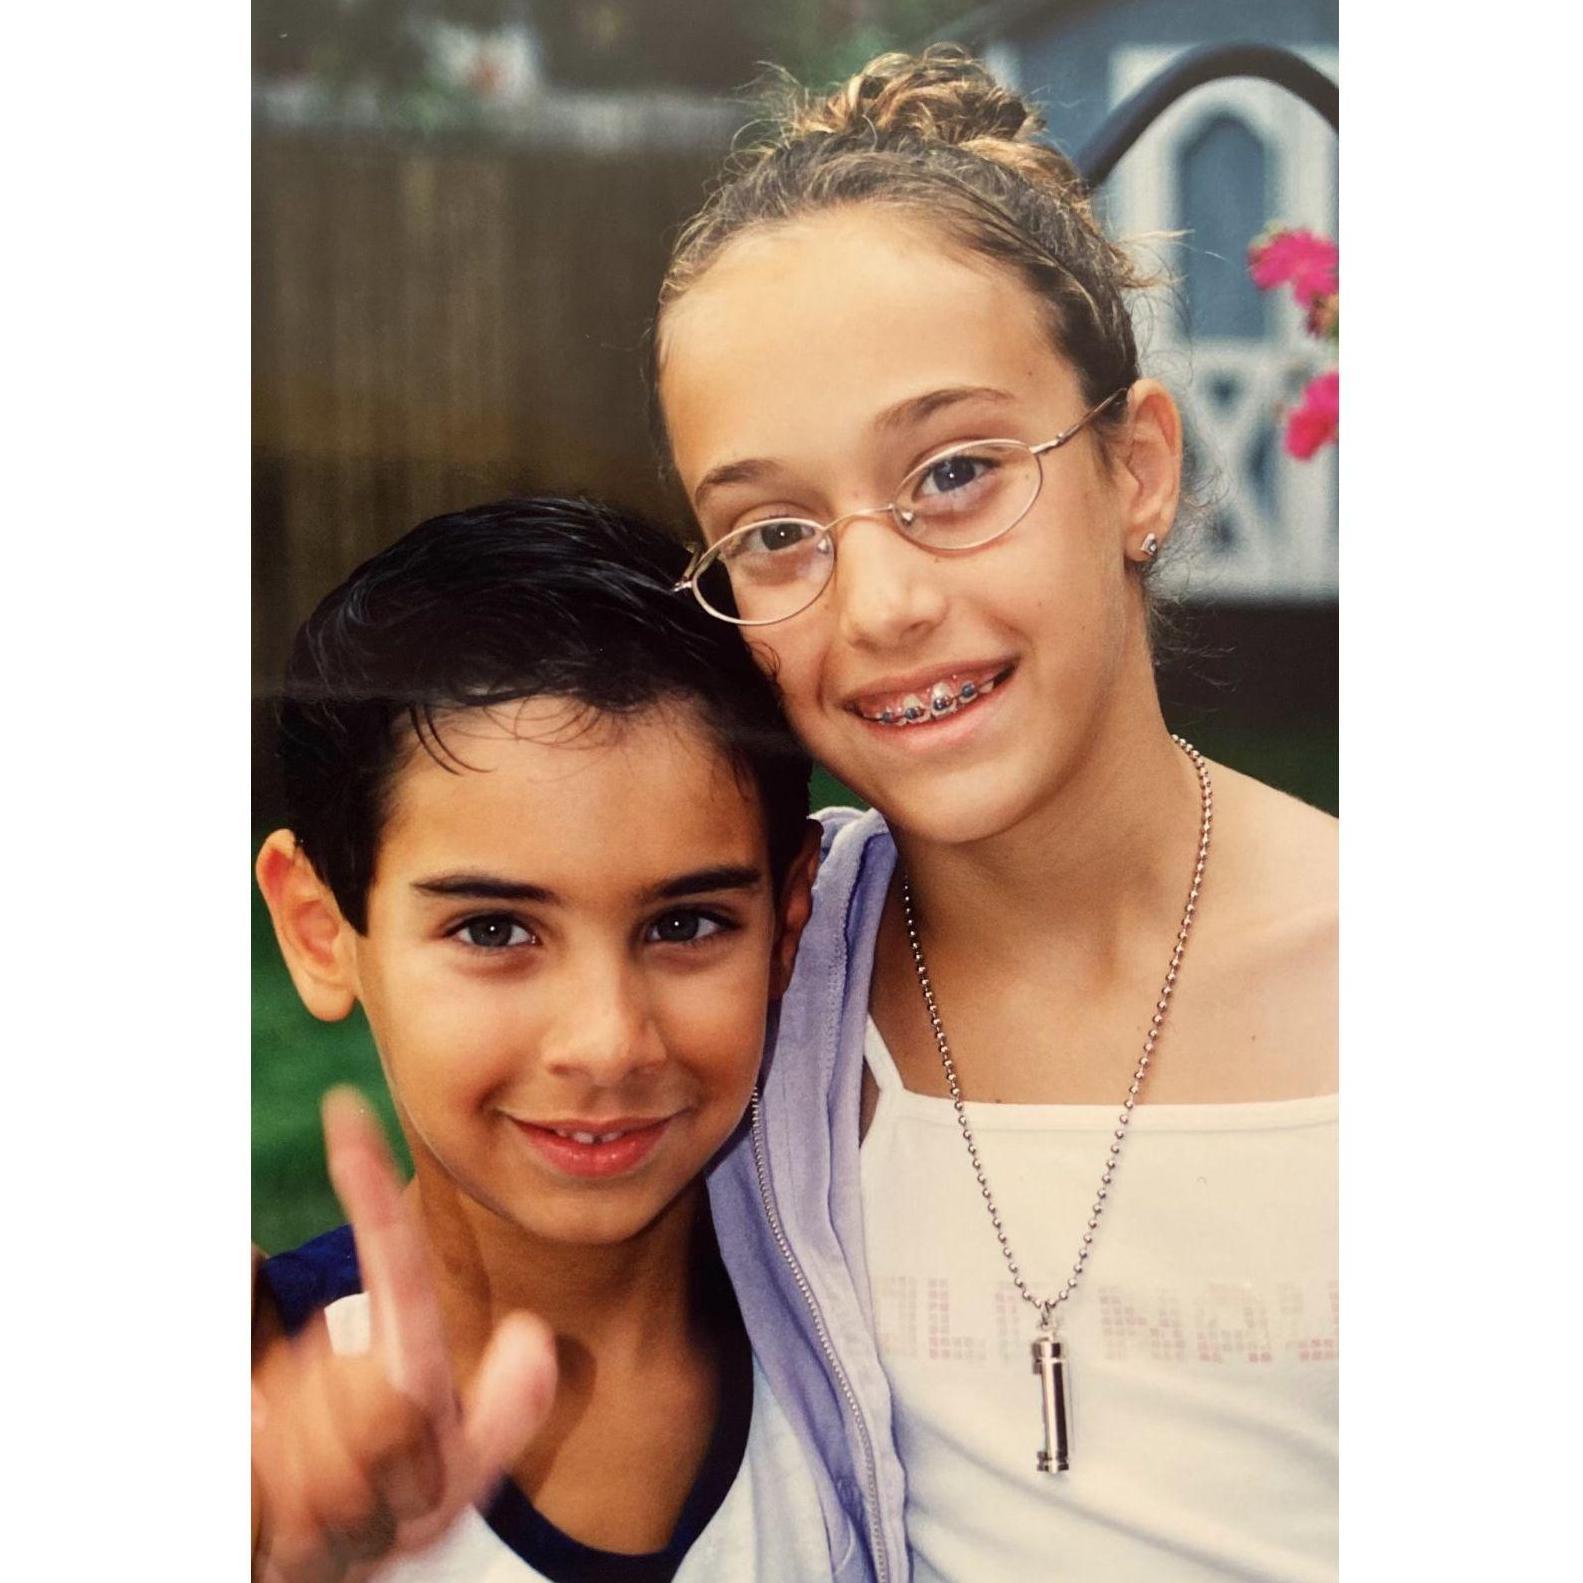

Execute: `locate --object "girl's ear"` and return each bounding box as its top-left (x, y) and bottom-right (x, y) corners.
top-left (769, 819), bottom-right (824, 1000)
top-left (255, 831), bottom-right (360, 1023)
top-left (1116, 379), bottom-right (1183, 559)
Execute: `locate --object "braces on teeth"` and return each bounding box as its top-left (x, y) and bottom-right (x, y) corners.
top-left (868, 675), bottom-right (993, 726)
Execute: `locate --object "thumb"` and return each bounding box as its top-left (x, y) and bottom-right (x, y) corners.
top-left (459, 1312), bottom-right (558, 1500)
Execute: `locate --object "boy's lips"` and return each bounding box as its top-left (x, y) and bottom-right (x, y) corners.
top-left (508, 1114), bottom-right (676, 1180)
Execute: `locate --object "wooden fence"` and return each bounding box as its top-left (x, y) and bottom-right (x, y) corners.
top-left (253, 125), bottom-right (725, 694)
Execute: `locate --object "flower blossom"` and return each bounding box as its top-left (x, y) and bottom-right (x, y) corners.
top-left (1249, 228), bottom-right (1339, 307)
top-left (1284, 370), bottom-right (1339, 460)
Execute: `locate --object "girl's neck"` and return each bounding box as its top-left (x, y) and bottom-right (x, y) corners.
top-left (894, 692), bottom-right (1202, 964)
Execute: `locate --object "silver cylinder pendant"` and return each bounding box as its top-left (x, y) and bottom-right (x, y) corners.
top-left (1032, 1330), bottom-right (1070, 1473)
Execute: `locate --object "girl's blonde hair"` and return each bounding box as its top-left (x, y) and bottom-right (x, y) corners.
top-left (658, 44), bottom-right (1153, 430)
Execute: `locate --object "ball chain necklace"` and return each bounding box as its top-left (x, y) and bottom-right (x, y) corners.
top-left (900, 735), bottom-right (1212, 1474)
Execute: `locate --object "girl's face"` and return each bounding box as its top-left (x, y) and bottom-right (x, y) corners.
top-left (659, 208), bottom-right (1178, 845)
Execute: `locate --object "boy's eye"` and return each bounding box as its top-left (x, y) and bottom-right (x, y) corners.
top-left (454, 915), bottom-right (533, 950)
top-left (644, 910), bottom-right (728, 945)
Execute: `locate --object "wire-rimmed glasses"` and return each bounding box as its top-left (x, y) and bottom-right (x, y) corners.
top-left (673, 388), bottom-right (1129, 627)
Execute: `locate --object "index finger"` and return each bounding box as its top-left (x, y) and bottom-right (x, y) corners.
top-left (322, 1088), bottom-right (454, 1417)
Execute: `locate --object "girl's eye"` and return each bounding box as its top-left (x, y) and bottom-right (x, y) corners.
top-left (916, 450), bottom-right (996, 498)
top-left (644, 910), bottom-right (729, 945)
top-left (454, 915), bottom-right (533, 951)
top-left (727, 519), bottom-right (822, 559)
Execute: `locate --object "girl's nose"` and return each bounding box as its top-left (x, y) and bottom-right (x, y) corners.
top-left (830, 515), bottom-right (948, 652)
top-left (537, 956), bottom-right (666, 1087)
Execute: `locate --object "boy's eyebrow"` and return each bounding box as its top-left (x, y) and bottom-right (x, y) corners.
top-left (410, 866), bottom-right (765, 905)
top-left (691, 386), bottom-right (1016, 510)
top-left (643, 864), bottom-right (765, 901)
top-left (412, 874), bottom-right (559, 903)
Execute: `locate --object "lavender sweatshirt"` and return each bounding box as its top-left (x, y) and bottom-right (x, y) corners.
top-left (706, 807), bottom-right (910, 1583)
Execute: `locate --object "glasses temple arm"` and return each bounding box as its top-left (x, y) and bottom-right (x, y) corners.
top-left (672, 546), bottom-right (707, 592)
top-left (1032, 387), bottom-right (1132, 455)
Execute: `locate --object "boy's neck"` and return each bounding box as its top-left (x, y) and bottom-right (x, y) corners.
top-left (406, 1164), bottom-right (717, 1376)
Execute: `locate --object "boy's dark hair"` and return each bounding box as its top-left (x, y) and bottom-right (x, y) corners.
top-left (278, 497), bottom-right (812, 932)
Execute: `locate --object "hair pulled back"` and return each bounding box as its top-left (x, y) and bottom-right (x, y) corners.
top-left (658, 45), bottom-right (1151, 422)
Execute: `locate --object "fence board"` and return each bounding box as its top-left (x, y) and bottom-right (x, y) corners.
top-left (253, 127), bottom-right (721, 692)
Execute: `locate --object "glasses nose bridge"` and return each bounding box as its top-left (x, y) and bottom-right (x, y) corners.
top-left (826, 497), bottom-right (911, 544)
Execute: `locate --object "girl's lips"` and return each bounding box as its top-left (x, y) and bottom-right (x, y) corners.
top-left (509, 1116), bottom-right (674, 1180)
top-left (846, 662), bottom-right (1016, 749)
top-left (845, 660), bottom-right (1013, 722)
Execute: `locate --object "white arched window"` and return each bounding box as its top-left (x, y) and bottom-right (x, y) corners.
top-left (1107, 47), bottom-right (1338, 601)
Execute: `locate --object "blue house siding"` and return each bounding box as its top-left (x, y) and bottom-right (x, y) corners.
top-left (974, 0), bottom-right (1337, 151)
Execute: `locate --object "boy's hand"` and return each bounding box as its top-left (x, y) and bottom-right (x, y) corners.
top-left (252, 1090), bottom-right (557, 1582)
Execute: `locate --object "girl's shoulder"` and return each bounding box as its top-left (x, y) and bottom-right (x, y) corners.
top-left (1204, 763), bottom-right (1337, 1066)
top-left (1163, 764), bottom-right (1336, 1101)
top-left (1211, 762), bottom-right (1337, 927)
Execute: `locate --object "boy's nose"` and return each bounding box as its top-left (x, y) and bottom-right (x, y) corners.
top-left (831, 516), bottom-right (948, 652)
top-left (538, 958), bottom-right (666, 1086)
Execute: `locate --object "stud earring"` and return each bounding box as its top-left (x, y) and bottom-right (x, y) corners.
top-left (1137, 533), bottom-right (1159, 561)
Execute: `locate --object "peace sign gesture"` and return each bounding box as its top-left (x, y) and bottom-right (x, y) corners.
top-left (252, 1090), bottom-right (558, 1582)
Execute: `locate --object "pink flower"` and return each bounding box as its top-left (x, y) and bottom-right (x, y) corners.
top-left (1249, 228), bottom-right (1339, 307)
top-left (1284, 370), bottom-right (1339, 459)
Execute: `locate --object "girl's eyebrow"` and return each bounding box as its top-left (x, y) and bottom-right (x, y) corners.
top-left (692, 385), bottom-right (1017, 510)
top-left (871, 384), bottom-right (1016, 435)
top-left (693, 457), bottom-right (779, 512)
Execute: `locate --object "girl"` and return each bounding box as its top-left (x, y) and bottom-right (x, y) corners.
top-left (657, 45), bottom-right (1337, 1583)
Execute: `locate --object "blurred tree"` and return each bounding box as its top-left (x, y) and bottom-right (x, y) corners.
top-left (256, 1), bottom-right (527, 94)
top-left (755, 0), bottom-right (975, 89)
top-left (255, 0), bottom-right (975, 106)
top-left (527, 0), bottom-right (760, 90)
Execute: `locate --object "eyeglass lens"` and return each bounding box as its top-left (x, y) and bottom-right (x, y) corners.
top-left (696, 441), bottom-right (1042, 624)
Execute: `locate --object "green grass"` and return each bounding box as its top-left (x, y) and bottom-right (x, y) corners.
top-left (252, 883), bottom-right (406, 1252)
top-left (1164, 716), bottom-right (1338, 816)
top-left (252, 722), bottom-right (1335, 1251)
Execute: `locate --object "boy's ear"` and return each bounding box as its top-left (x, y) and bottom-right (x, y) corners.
top-left (769, 819), bottom-right (823, 1000)
top-left (255, 830), bottom-right (360, 1023)
top-left (1116, 378), bottom-right (1183, 554)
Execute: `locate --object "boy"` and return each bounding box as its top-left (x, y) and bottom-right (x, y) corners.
top-left (252, 497), bottom-right (830, 1581)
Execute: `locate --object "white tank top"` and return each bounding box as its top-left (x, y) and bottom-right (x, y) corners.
top-left (860, 1019), bottom-right (1338, 1582)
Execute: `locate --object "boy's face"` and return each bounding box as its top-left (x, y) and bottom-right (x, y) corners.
top-left (343, 698), bottom-right (810, 1249)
